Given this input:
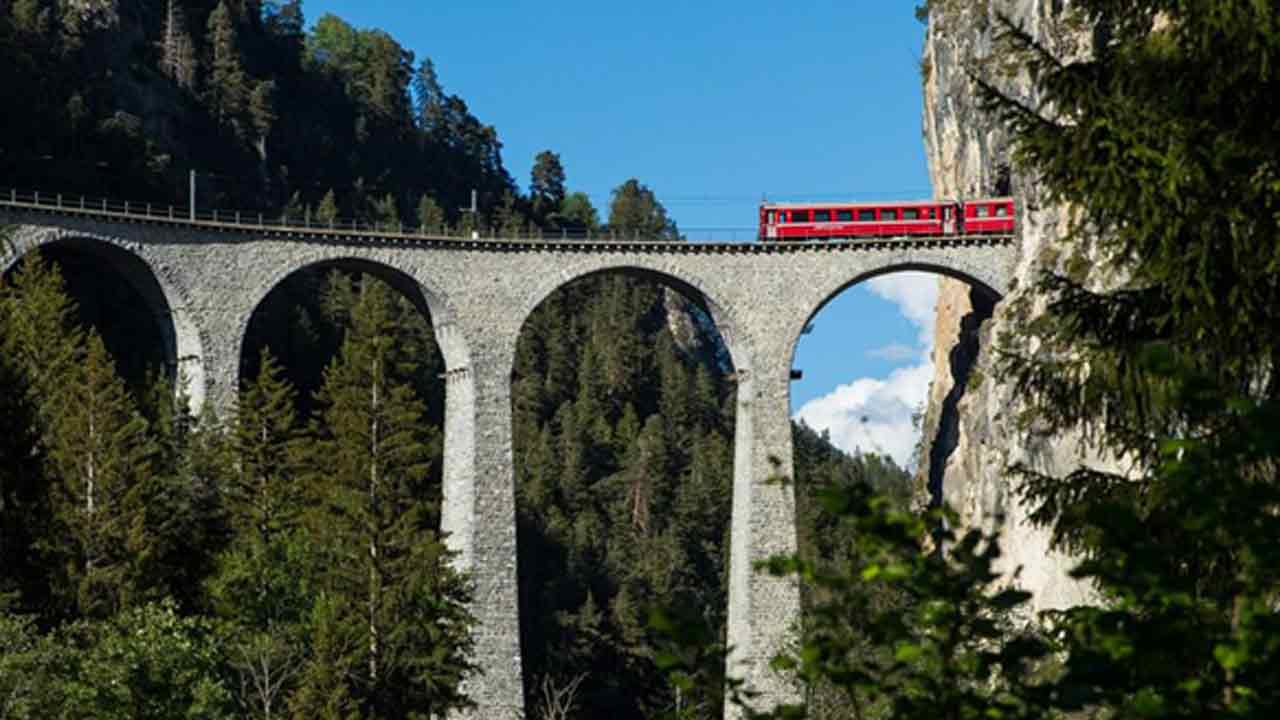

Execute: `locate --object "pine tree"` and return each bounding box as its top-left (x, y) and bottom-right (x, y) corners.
top-left (0, 254), bottom-right (83, 418)
top-left (302, 280), bottom-right (473, 716)
top-left (230, 348), bottom-right (304, 544)
top-left (42, 333), bottom-right (153, 618)
top-left (281, 191), bottom-right (305, 223)
top-left (0, 274), bottom-right (49, 611)
top-left (206, 1), bottom-right (248, 130)
top-left (977, 3), bottom-right (1280, 716)
top-left (416, 194), bottom-right (445, 233)
top-left (158, 0), bottom-right (197, 90)
top-left (369, 193), bottom-right (400, 231)
top-left (607, 179), bottom-right (679, 241)
top-left (315, 189), bottom-right (339, 225)
top-left (558, 192), bottom-right (599, 235)
top-left (530, 150), bottom-right (566, 225)
top-left (248, 79), bottom-right (276, 160)
top-left (132, 372), bottom-right (226, 612)
top-left (412, 59), bottom-right (446, 132)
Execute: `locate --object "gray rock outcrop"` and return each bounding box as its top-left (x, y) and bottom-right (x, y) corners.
top-left (917, 0), bottom-right (1097, 612)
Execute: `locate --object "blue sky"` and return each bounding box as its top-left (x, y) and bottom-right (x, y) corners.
top-left (304, 0), bottom-right (940, 466)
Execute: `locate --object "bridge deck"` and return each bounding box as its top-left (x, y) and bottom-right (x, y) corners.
top-left (0, 189), bottom-right (1013, 252)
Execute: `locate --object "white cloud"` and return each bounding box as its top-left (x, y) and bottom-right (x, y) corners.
top-left (866, 342), bottom-right (919, 362)
top-left (794, 361), bottom-right (934, 468)
top-left (865, 272), bottom-right (939, 346)
top-left (794, 272), bottom-right (942, 469)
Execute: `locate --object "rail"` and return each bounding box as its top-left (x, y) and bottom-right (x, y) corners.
top-left (0, 187), bottom-right (1015, 249)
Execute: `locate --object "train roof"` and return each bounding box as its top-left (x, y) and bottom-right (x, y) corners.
top-left (759, 197), bottom-right (1013, 209)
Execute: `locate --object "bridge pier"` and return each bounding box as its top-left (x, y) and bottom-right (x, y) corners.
top-left (726, 338), bottom-right (802, 717)
top-left (441, 329), bottom-right (524, 720)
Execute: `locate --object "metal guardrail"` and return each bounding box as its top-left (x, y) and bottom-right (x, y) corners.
top-left (0, 187), bottom-right (1015, 248)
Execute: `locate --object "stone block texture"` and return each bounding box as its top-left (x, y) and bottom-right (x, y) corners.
top-left (1, 206), bottom-right (1014, 719)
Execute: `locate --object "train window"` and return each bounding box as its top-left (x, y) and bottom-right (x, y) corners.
top-left (792, 210), bottom-right (810, 223)
top-left (881, 209), bottom-right (899, 221)
top-left (837, 210), bottom-right (853, 222)
top-left (766, 210), bottom-right (776, 223)
top-left (995, 205), bottom-right (1009, 216)
top-left (903, 209), bottom-right (920, 220)
top-left (975, 206), bottom-right (990, 218)
top-left (814, 210), bottom-right (831, 222)
top-left (858, 209), bottom-right (875, 221)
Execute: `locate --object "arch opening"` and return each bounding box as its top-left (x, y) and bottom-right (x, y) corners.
top-left (2, 236), bottom-right (205, 407)
top-left (510, 267), bottom-right (741, 720)
top-left (240, 259), bottom-right (449, 421)
top-left (786, 267), bottom-right (999, 711)
top-left (789, 264), bottom-right (1000, 480)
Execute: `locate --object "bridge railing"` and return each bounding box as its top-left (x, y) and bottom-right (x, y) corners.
top-left (0, 187), bottom-right (754, 242)
top-left (0, 186), bottom-right (1012, 245)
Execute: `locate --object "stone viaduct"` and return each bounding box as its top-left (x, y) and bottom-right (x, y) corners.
top-left (0, 197), bottom-right (1015, 719)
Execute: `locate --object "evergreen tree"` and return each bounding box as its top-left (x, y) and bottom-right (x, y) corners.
top-left (607, 179), bottom-right (679, 241)
top-left (315, 189), bottom-right (339, 225)
top-left (0, 254), bottom-right (83, 418)
top-left (158, 0), bottom-right (198, 90)
top-left (530, 150), bottom-right (566, 225)
top-left (370, 193), bottom-right (400, 231)
top-left (558, 192), bottom-right (599, 235)
top-left (206, 1), bottom-right (249, 130)
top-left (42, 332), bottom-right (153, 618)
top-left (412, 58), bottom-right (445, 131)
top-left (976, 3), bottom-right (1280, 717)
top-left (300, 280), bottom-right (473, 717)
top-left (230, 348), bottom-right (304, 544)
top-left (249, 79), bottom-right (277, 160)
top-left (416, 193), bottom-right (445, 232)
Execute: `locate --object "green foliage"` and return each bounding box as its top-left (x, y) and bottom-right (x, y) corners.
top-left (206, 1), bottom-right (249, 130)
top-left (0, 2), bottom-right (524, 223)
top-left (416, 193), bottom-right (446, 232)
top-left (607, 178), bottom-right (681, 240)
top-left (0, 601), bottom-right (237, 719)
top-left (530, 150), bottom-right (567, 225)
top-left (976, 2), bottom-right (1280, 719)
top-left (513, 271), bottom-right (734, 718)
top-left (655, 479), bottom-right (1047, 720)
top-left (57, 600), bottom-right (237, 719)
top-left (559, 191), bottom-right (600, 233)
top-left (299, 278), bottom-right (474, 718)
top-left (512, 260), bottom-right (891, 717)
top-left (316, 189), bottom-right (339, 224)
top-left (0, 256), bottom-right (475, 716)
top-left (762, 486), bottom-right (1050, 720)
top-left (229, 348), bottom-right (305, 543)
top-left (41, 332), bottom-right (154, 618)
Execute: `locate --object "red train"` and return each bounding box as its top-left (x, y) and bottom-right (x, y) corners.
top-left (758, 197), bottom-right (1014, 241)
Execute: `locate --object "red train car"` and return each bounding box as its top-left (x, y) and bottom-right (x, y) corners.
top-left (758, 197), bottom-right (1014, 241)
top-left (959, 197), bottom-right (1015, 234)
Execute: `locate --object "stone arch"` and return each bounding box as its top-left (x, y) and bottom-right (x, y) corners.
top-left (234, 255), bottom-right (470, 385)
top-left (516, 264), bottom-right (753, 378)
top-left (2, 227), bottom-right (209, 410)
top-left (789, 260), bottom-right (1004, 371)
top-left (509, 262), bottom-right (753, 715)
top-left (788, 259), bottom-right (1005, 509)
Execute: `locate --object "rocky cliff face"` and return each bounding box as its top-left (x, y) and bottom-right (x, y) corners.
top-left (918, 0), bottom-right (1097, 612)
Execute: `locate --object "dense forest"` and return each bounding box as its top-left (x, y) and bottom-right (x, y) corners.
top-left (0, 2), bottom-right (910, 718)
top-left (0, 0), bottom-right (601, 233)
